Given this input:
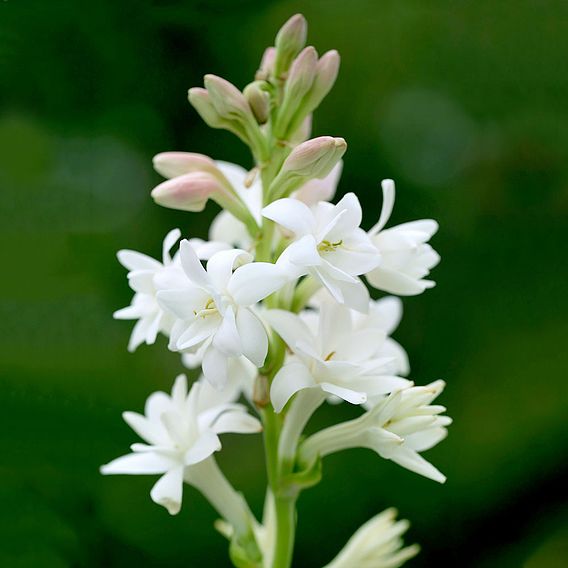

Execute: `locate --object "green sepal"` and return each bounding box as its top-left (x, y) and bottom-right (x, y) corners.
top-left (280, 454), bottom-right (322, 498)
top-left (229, 533), bottom-right (263, 568)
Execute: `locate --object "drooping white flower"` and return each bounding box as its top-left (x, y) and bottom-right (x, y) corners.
top-left (324, 508), bottom-right (419, 568)
top-left (157, 243), bottom-right (286, 387)
top-left (300, 380), bottom-right (451, 483)
top-left (100, 374), bottom-right (261, 515)
top-left (265, 301), bottom-right (411, 412)
top-left (366, 179), bottom-right (440, 296)
top-left (263, 193), bottom-right (380, 312)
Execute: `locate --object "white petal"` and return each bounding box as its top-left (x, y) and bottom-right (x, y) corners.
top-left (270, 362), bottom-right (316, 413)
top-left (122, 411), bottom-right (165, 445)
top-left (211, 410), bottom-right (262, 434)
top-left (262, 198), bottom-right (315, 236)
top-left (228, 262), bottom-right (289, 305)
top-left (117, 250), bottom-right (161, 271)
top-left (127, 316), bottom-right (152, 352)
top-left (157, 287), bottom-right (208, 320)
top-left (323, 193), bottom-right (362, 240)
top-left (171, 374), bottom-right (188, 407)
top-left (179, 239), bottom-right (211, 289)
top-left (389, 446), bottom-right (446, 483)
top-left (150, 467), bottom-right (184, 514)
top-left (405, 427), bottom-right (448, 452)
top-left (209, 211), bottom-right (251, 249)
top-left (184, 431), bottom-right (221, 464)
top-left (369, 179), bottom-right (396, 235)
top-left (264, 310), bottom-right (315, 351)
top-left (370, 296), bottom-right (403, 335)
top-left (366, 266), bottom-right (430, 296)
top-left (207, 249), bottom-right (252, 291)
top-left (286, 235), bottom-right (322, 266)
top-left (213, 305), bottom-right (243, 357)
top-left (236, 308), bottom-right (268, 366)
top-left (319, 382), bottom-right (367, 405)
top-left (101, 451), bottom-right (175, 475)
top-left (162, 228), bottom-right (182, 263)
top-left (202, 345), bottom-right (229, 389)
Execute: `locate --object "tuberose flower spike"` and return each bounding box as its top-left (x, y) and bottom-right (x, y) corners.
top-left (106, 13), bottom-right (449, 568)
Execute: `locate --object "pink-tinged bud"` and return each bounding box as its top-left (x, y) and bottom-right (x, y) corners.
top-left (256, 47), bottom-right (276, 80)
top-left (310, 50), bottom-right (340, 107)
top-left (204, 74), bottom-right (252, 121)
top-left (153, 152), bottom-right (216, 179)
top-left (269, 136), bottom-right (347, 200)
top-left (285, 46), bottom-right (318, 100)
top-left (243, 81), bottom-right (270, 124)
top-left (151, 171), bottom-right (224, 212)
top-left (274, 14), bottom-right (308, 77)
top-left (282, 136), bottom-right (346, 179)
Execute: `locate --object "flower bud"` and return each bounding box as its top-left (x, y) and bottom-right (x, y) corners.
top-left (255, 47), bottom-right (276, 81)
top-left (283, 136), bottom-right (346, 179)
top-left (274, 13), bottom-right (308, 78)
top-left (269, 136), bottom-right (347, 200)
top-left (151, 171), bottom-right (225, 212)
top-left (274, 47), bottom-right (318, 138)
top-left (153, 152), bottom-right (216, 179)
top-left (188, 87), bottom-right (226, 129)
top-left (243, 81), bottom-right (270, 124)
top-left (204, 74), bottom-right (252, 122)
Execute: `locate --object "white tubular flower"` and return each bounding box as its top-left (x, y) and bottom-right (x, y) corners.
top-left (114, 229), bottom-right (186, 352)
top-left (300, 381), bottom-right (451, 483)
top-left (265, 301), bottom-right (411, 412)
top-left (367, 179), bottom-right (440, 296)
top-left (263, 193), bottom-right (380, 312)
top-left (324, 508), bottom-right (419, 568)
top-left (310, 291), bottom-right (410, 376)
top-left (101, 374), bottom-right (262, 515)
top-left (157, 242), bottom-right (286, 387)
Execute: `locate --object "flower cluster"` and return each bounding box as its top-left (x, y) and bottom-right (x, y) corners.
top-left (102, 13), bottom-right (450, 568)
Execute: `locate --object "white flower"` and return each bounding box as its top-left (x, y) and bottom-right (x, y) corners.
top-left (263, 193), bottom-right (380, 311)
top-left (265, 301), bottom-right (411, 412)
top-left (113, 229), bottom-right (186, 351)
top-left (367, 179), bottom-right (440, 295)
top-left (300, 380), bottom-right (451, 483)
top-left (157, 243), bottom-right (286, 387)
top-left (324, 508), bottom-right (419, 568)
top-left (100, 374), bottom-right (261, 515)
top-left (113, 230), bottom-right (229, 352)
top-left (310, 291), bottom-right (410, 376)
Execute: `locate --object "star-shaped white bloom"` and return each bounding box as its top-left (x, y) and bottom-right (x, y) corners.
top-left (310, 291), bottom-right (410, 376)
top-left (101, 374), bottom-right (262, 515)
top-left (301, 380), bottom-right (451, 483)
top-left (324, 508), bottom-right (419, 568)
top-left (157, 243), bottom-right (286, 387)
top-left (114, 229), bottom-right (229, 352)
top-left (263, 193), bottom-right (380, 312)
top-left (265, 301), bottom-right (411, 412)
top-left (366, 179), bottom-right (440, 295)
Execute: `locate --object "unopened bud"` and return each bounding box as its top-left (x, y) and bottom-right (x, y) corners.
top-left (274, 47), bottom-right (318, 138)
top-left (309, 50), bottom-right (340, 110)
top-left (274, 14), bottom-right (308, 78)
top-left (204, 74), bottom-right (252, 122)
top-left (269, 136), bottom-right (347, 200)
top-left (153, 152), bottom-right (216, 179)
top-left (188, 87), bottom-right (225, 129)
top-left (244, 81), bottom-right (270, 124)
top-left (289, 114), bottom-right (312, 145)
top-left (283, 136), bottom-right (346, 178)
top-left (151, 171), bottom-right (224, 212)
top-left (256, 47), bottom-right (276, 81)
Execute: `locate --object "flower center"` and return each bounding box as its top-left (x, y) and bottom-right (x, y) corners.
top-left (317, 239), bottom-right (343, 253)
top-left (194, 297), bottom-right (219, 319)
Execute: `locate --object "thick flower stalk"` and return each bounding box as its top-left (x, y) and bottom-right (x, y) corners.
top-left (103, 13), bottom-right (450, 568)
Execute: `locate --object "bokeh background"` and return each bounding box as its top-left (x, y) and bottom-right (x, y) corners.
top-left (1, 1), bottom-right (567, 566)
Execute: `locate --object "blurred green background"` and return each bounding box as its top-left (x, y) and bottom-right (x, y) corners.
top-left (1, 0), bottom-right (567, 566)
